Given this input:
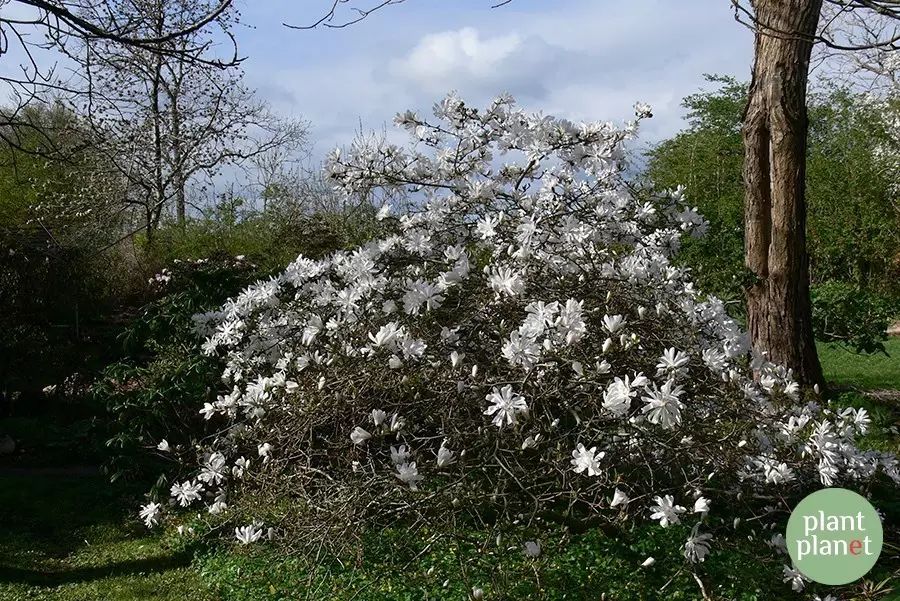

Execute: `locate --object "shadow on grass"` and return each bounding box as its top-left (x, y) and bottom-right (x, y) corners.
top-left (0, 553), bottom-right (193, 587)
top-left (0, 471), bottom-right (193, 592)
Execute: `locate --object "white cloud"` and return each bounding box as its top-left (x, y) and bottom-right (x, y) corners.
top-left (394, 27), bottom-right (522, 83)
top-left (388, 27), bottom-right (567, 98)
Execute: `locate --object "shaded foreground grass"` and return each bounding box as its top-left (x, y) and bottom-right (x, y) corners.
top-left (0, 472), bottom-right (215, 601)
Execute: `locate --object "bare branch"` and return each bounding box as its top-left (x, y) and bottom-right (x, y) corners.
top-left (731, 0), bottom-right (900, 51)
top-left (284, 0), bottom-right (512, 30)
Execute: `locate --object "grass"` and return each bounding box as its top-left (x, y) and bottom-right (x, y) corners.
top-left (196, 516), bottom-right (900, 601)
top-left (818, 337), bottom-right (900, 390)
top-left (0, 471), bottom-right (215, 601)
top-left (197, 524), bottom-right (792, 601)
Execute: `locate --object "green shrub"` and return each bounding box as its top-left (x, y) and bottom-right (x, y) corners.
top-left (147, 192), bottom-right (379, 274)
top-left (93, 255), bottom-right (259, 485)
top-left (812, 280), bottom-right (900, 354)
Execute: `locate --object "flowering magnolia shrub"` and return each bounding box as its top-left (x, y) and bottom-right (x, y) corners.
top-left (142, 94), bottom-right (898, 590)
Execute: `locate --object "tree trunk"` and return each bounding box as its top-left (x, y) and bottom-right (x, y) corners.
top-left (742, 0), bottom-right (824, 387)
top-left (149, 6), bottom-right (166, 247)
top-left (170, 60), bottom-right (186, 225)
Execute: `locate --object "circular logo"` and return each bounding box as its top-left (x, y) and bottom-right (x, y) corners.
top-left (786, 488), bottom-right (883, 585)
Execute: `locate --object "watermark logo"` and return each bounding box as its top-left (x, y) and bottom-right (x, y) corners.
top-left (786, 488), bottom-right (883, 585)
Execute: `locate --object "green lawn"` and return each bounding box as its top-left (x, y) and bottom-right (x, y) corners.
top-left (0, 472), bottom-right (215, 601)
top-left (819, 337), bottom-right (900, 390)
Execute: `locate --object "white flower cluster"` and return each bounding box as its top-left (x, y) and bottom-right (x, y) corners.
top-left (141, 94), bottom-right (897, 586)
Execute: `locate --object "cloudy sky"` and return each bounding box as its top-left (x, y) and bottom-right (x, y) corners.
top-left (0, 0), bottom-right (755, 160)
top-left (233, 0), bottom-right (754, 159)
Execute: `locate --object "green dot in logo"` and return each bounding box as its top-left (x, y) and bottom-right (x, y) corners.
top-left (786, 487), bottom-right (883, 585)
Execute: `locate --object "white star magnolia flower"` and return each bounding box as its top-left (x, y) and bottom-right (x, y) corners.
top-left (198, 452), bottom-right (228, 485)
top-left (487, 266), bottom-right (525, 297)
top-left (602, 377), bottom-right (635, 417)
top-left (655, 347), bottom-right (689, 377)
top-left (139, 502), bottom-right (161, 528)
top-left (390, 413), bottom-right (405, 432)
top-left (602, 314), bottom-right (626, 334)
top-left (436, 443), bottom-right (456, 467)
top-left (390, 445), bottom-right (411, 465)
top-left (371, 409), bottom-right (387, 427)
top-left (692, 496), bottom-right (710, 514)
top-left (610, 488), bottom-right (629, 507)
top-left (649, 494), bottom-right (686, 527)
top-left (350, 426), bottom-right (372, 445)
top-left (199, 402), bottom-right (216, 420)
top-left (257, 443), bottom-right (273, 462)
top-left (395, 462), bottom-right (423, 490)
top-left (235, 522), bottom-right (263, 545)
top-left (570, 443), bottom-right (605, 476)
top-left (683, 525), bottom-right (713, 563)
top-left (641, 379), bottom-right (685, 429)
top-left (475, 213), bottom-right (502, 239)
top-left (484, 385), bottom-right (528, 428)
top-left (782, 565), bottom-right (807, 592)
top-left (376, 203), bottom-right (392, 221)
top-left (232, 456), bottom-right (250, 478)
top-left (502, 330), bottom-right (541, 370)
top-left (369, 322), bottom-right (403, 349)
top-left (767, 533), bottom-right (787, 554)
top-left (170, 480), bottom-right (203, 507)
top-left (756, 456), bottom-right (796, 485)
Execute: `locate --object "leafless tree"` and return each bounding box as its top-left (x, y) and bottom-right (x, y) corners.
top-left (815, 4), bottom-right (899, 92)
top-left (65, 0), bottom-right (307, 244)
top-left (0, 0), bottom-right (236, 154)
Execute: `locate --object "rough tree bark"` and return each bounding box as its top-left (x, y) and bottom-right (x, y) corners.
top-left (743, 0), bottom-right (824, 387)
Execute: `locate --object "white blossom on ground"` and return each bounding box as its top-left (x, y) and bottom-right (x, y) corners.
top-left (524, 540), bottom-right (541, 558)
